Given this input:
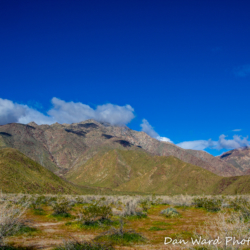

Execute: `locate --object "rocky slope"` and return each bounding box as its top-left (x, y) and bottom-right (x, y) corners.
top-left (218, 147), bottom-right (250, 174)
top-left (186, 149), bottom-right (242, 177)
top-left (0, 120), bottom-right (241, 177)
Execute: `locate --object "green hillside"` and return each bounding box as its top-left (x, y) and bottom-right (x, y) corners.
top-left (2, 147), bottom-right (250, 195)
top-left (0, 148), bottom-right (84, 194)
top-left (214, 175), bottom-right (250, 195)
top-left (66, 148), bottom-right (218, 195)
top-left (66, 147), bottom-right (162, 187)
top-left (115, 155), bottom-right (223, 195)
top-left (66, 148), bottom-right (250, 195)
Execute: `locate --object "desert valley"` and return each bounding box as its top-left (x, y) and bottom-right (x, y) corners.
top-left (1, 121), bottom-right (250, 249)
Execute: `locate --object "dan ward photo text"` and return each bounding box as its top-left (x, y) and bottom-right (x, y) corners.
top-left (164, 237), bottom-right (250, 246)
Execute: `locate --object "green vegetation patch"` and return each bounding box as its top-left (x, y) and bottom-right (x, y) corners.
top-left (193, 197), bottom-right (222, 212)
top-left (95, 218), bottom-right (147, 246)
top-left (66, 219), bottom-right (119, 230)
top-left (48, 213), bottom-right (73, 220)
top-left (32, 208), bottom-right (46, 215)
top-left (51, 198), bottom-right (73, 215)
top-left (152, 221), bottom-right (174, 226)
top-left (95, 232), bottom-right (146, 245)
top-left (0, 246), bottom-right (36, 250)
top-left (126, 213), bottom-right (147, 220)
top-left (0, 148), bottom-right (80, 194)
top-left (149, 226), bottom-right (166, 231)
top-left (14, 225), bottom-right (38, 236)
top-left (54, 240), bottom-right (114, 250)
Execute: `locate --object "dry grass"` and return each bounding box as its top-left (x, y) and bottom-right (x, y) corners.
top-left (1, 194), bottom-right (250, 249)
top-left (192, 208), bottom-right (250, 249)
top-left (0, 196), bottom-right (30, 247)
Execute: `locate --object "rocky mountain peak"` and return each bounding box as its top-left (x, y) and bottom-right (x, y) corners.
top-left (27, 121), bottom-right (38, 127)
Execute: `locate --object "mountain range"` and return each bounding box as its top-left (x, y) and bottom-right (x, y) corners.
top-left (0, 120), bottom-right (249, 195)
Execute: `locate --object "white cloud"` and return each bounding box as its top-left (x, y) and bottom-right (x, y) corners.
top-left (0, 98), bottom-right (54, 125)
top-left (232, 129), bottom-right (242, 132)
top-left (94, 103), bottom-right (134, 126)
top-left (234, 64), bottom-right (250, 77)
top-left (216, 134), bottom-right (249, 150)
top-left (177, 134), bottom-right (249, 151)
top-left (157, 136), bottom-right (172, 143)
top-left (0, 97), bottom-right (135, 126)
top-left (48, 98), bottom-right (134, 125)
top-left (177, 139), bottom-right (216, 150)
top-left (140, 119), bottom-right (173, 143)
top-left (140, 119), bottom-right (158, 138)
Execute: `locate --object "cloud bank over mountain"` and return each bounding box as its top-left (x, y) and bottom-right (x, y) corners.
top-left (48, 98), bottom-right (135, 125)
top-left (0, 98), bottom-right (53, 125)
top-left (1, 97), bottom-right (249, 152)
top-left (0, 97), bottom-right (135, 126)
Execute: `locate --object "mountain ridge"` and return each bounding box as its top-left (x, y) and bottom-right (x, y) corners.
top-left (0, 120), bottom-right (242, 177)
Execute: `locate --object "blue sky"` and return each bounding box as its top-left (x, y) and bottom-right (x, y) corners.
top-left (0, 0), bottom-right (249, 155)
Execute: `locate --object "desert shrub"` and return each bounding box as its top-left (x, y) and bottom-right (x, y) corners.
top-left (127, 213), bottom-right (147, 220)
top-left (33, 208), bottom-right (46, 215)
top-left (47, 196), bottom-right (57, 205)
top-left (66, 219), bottom-right (119, 231)
top-left (95, 218), bottom-right (146, 245)
top-left (160, 207), bottom-right (180, 218)
top-left (17, 195), bottom-right (29, 206)
top-left (170, 194), bottom-right (194, 207)
top-left (29, 196), bottom-right (46, 211)
top-left (195, 210), bottom-right (250, 249)
top-left (229, 196), bottom-right (250, 220)
top-left (78, 200), bottom-right (113, 225)
top-left (150, 194), bottom-right (163, 205)
top-left (140, 199), bottom-right (151, 213)
top-left (30, 201), bottom-right (42, 211)
top-left (55, 239), bottom-right (114, 250)
top-left (0, 202), bottom-right (28, 246)
top-left (74, 196), bottom-right (86, 205)
top-left (193, 197), bottom-right (222, 212)
top-left (13, 223), bottom-right (37, 236)
top-left (51, 198), bottom-right (72, 217)
top-left (120, 199), bottom-right (146, 218)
